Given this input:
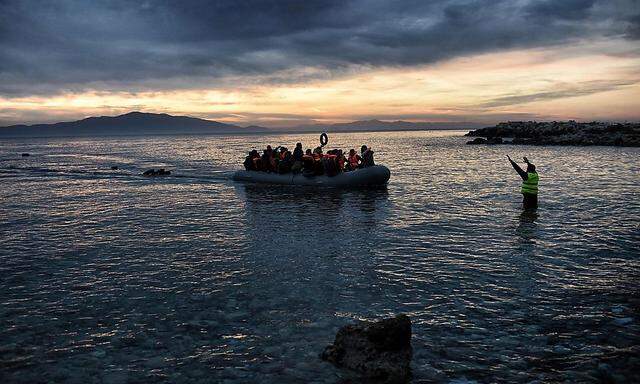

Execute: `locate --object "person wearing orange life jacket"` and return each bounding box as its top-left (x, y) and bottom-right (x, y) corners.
top-left (243, 149), bottom-right (260, 171)
top-left (312, 146), bottom-right (323, 160)
top-left (336, 149), bottom-right (346, 171)
top-left (508, 155), bottom-right (539, 210)
top-left (278, 150), bottom-right (293, 174)
top-left (302, 149), bottom-right (315, 173)
top-left (347, 148), bottom-right (361, 171)
top-left (279, 147), bottom-right (288, 161)
top-left (322, 150), bottom-right (339, 176)
top-left (312, 147), bottom-right (324, 175)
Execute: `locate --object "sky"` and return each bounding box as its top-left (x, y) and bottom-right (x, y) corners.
top-left (1, 0), bottom-right (639, 127)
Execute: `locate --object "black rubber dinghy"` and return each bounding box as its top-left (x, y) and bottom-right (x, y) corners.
top-left (233, 165), bottom-right (391, 187)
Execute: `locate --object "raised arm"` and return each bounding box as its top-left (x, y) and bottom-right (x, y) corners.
top-left (507, 155), bottom-right (527, 180)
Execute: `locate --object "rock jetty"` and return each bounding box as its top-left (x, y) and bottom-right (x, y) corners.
top-left (320, 314), bottom-right (412, 383)
top-left (466, 121), bottom-right (640, 146)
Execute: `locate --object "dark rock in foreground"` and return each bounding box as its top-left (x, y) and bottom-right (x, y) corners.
top-left (321, 314), bottom-right (412, 383)
top-left (21, 153), bottom-right (30, 157)
top-left (466, 121), bottom-right (640, 146)
top-left (142, 168), bottom-right (171, 176)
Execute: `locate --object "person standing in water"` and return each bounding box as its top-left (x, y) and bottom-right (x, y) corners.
top-left (507, 155), bottom-right (539, 210)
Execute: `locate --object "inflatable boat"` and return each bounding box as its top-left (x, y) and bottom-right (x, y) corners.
top-left (232, 165), bottom-right (391, 187)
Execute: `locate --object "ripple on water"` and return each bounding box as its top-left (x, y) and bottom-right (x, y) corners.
top-left (0, 132), bottom-right (639, 383)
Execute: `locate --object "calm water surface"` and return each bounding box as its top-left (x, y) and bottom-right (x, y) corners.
top-left (1, 131), bottom-right (639, 383)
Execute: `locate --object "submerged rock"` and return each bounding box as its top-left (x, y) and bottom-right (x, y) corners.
top-left (142, 168), bottom-right (171, 176)
top-left (320, 314), bottom-right (412, 383)
top-left (466, 137), bottom-right (503, 145)
top-left (466, 137), bottom-right (487, 145)
top-left (613, 317), bottom-right (633, 326)
top-left (21, 153), bottom-right (30, 157)
top-left (110, 166), bottom-right (119, 170)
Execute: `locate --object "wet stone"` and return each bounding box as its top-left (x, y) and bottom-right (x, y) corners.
top-left (321, 314), bottom-right (412, 383)
top-left (613, 317), bottom-right (633, 326)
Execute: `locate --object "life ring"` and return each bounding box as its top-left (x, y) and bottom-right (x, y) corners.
top-left (320, 132), bottom-right (328, 146)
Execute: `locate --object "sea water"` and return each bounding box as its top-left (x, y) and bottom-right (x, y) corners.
top-left (1, 131), bottom-right (638, 383)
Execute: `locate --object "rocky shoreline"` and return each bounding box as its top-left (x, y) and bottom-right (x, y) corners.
top-left (466, 121), bottom-right (640, 146)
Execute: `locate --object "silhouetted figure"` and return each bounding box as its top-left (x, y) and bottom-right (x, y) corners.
top-left (360, 145), bottom-right (375, 167)
top-left (346, 149), bottom-right (361, 171)
top-left (244, 150), bottom-right (260, 171)
top-left (322, 149), bottom-right (338, 177)
top-left (508, 155), bottom-right (538, 210)
top-left (293, 143), bottom-right (304, 161)
top-left (291, 142), bottom-right (304, 173)
top-left (278, 151), bottom-right (293, 174)
top-left (261, 150), bottom-right (272, 172)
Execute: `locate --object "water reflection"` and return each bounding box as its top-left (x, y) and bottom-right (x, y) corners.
top-left (236, 183), bottom-right (391, 306)
top-left (237, 184), bottom-right (389, 225)
top-left (516, 209), bottom-right (539, 244)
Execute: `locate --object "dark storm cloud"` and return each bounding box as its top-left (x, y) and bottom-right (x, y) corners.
top-left (0, 0), bottom-right (638, 96)
top-left (524, 0), bottom-right (597, 21)
top-left (626, 13), bottom-right (640, 39)
top-left (480, 79), bottom-right (640, 107)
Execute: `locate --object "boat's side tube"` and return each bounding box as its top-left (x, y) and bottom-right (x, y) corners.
top-left (232, 165), bottom-right (391, 187)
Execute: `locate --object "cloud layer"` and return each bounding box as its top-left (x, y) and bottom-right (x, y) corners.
top-left (1, 0), bottom-right (639, 96)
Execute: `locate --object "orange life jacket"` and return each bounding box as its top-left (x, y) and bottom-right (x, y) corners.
top-left (348, 154), bottom-right (359, 167)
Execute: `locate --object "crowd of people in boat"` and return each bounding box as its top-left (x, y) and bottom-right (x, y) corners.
top-left (243, 143), bottom-right (375, 176)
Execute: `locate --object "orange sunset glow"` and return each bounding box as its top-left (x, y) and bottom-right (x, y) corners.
top-left (1, 1), bottom-right (639, 127)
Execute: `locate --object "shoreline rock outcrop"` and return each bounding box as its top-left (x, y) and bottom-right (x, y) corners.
top-left (466, 121), bottom-right (640, 146)
top-left (320, 314), bottom-right (412, 383)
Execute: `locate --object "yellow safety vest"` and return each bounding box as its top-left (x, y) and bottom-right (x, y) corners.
top-left (521, 172), bottom-right (539, 195)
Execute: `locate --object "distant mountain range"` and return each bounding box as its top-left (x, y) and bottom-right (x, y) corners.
top-left (0, 112), bottom-right (483, 137)
top-left (290, 119), bottom-right (483, 132)
top-left (0, 112), bottom-right (267, 137)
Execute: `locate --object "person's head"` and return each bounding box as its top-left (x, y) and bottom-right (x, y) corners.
top-left (306, 148), bottom-right (312, 155)
top-left (296, 142), bottom-right (302, 148)
top-left (349, 149), bottom-right (355, 156)
top-left (267, 145), bottom-right (272, 151)
top-left (527, 163), bottom-right (536, 173)
top-left (361, 145), bottom-right (367, 153)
